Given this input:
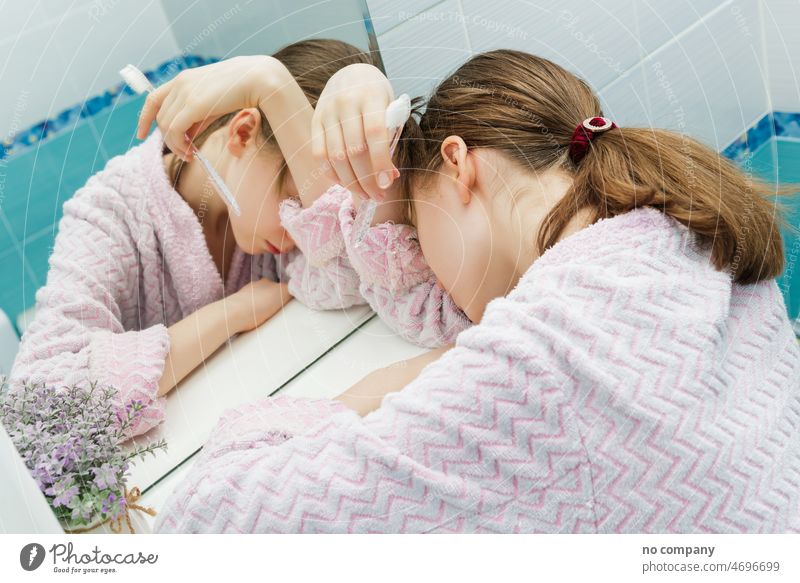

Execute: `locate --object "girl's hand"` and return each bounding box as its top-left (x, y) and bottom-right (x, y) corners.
top-left (311, 63), bottom-right (399, 201)
top-left (137, 55), bottom-right (273, 161)
top-left (225, 279), bottom-right (293, 333)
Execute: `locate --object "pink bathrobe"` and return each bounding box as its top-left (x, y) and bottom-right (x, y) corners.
top-left (339, 196), bottom-right (472, 348)
top-left (338, 196), bottom-right (472, 348)
top-left (9, 130), bottom-right (364, 439)
top-left (155, 207), bottom-right (800, 533)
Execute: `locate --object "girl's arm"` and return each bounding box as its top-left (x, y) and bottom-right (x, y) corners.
top-left (137, 55), bottom-right (335, 206)
top-left (274, 185), bottom-right (366, 310)
top-left (137, 57), bottom-right (365, 310)
top-left (310, 63), bottom-right (470, 340)
top-left (311, 63), bottom-right (398, 200)
top-left (158, 280), bottom-right (292, 396)
top-left (153, 254), bottom-right (581, 534)
top-left (334, 345), bottom-right (452, 416)
top-left (338, 194), bottom-right (472, 348)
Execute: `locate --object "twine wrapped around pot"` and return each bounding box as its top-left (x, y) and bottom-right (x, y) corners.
top-left (63, 486), bottom-right (156, 534)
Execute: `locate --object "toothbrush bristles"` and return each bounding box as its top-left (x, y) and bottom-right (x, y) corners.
top-left (119, 64), bottom-right (154, 94)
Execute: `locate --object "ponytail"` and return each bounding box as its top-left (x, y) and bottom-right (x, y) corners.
top-left (540, 127), bottom-right (788, 284)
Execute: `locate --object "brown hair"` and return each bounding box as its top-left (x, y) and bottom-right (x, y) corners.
top-left (166, 38), bottom-right (374, 186)
top-left (396, 49), bottom-right (789, 284)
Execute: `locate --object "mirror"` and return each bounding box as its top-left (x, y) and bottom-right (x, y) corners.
top-left (0, 0), bottom-right (382, 494)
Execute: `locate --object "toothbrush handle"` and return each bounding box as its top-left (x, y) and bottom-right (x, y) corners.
top-left (354, 125), bottom-right (404, 245)
top-left (191, 145), bottom-right (242, 217)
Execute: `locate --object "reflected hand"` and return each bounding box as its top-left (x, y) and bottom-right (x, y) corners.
top-left (226, 279), bottom-right (293, 333)
top-left (136, 55), bottom-right (275, 161)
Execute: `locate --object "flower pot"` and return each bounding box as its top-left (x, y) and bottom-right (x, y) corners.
top-left (59, 487), bottom-right (157, 534)
top-left (60, 508), bottom-right (151, 534)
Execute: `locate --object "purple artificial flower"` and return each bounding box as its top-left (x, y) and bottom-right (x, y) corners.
top-left (46, 477), bottom-right (80, 508)
top-left (0, 379), bottom-right (167, 526)
top-left (91, 463), bottom-right (118, 490)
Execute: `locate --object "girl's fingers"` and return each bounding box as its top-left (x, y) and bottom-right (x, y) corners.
top-left (185, 121), bottom-right (206, 143)
top-left (340, 110), bottom-right (379, 199)
top-left (362, 98), bottom-right (395, 192)
top-left (164, 111), bottom-right (196, 161)
top-left (310, 113), bottom-right (339, 186)
top-left (310, 111), bottom-right (327, 163)
top-left (155, 93), bottom-right (185, 158)
top-left (324, 118), bottom-right (366, 199)
top-left (136, 81), bottom-right (172, 139)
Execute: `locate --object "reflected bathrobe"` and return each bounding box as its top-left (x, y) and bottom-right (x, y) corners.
top-left (154, 207), bottom-right (800, 533)
top-left (9, 130), bottom-right (365, 440)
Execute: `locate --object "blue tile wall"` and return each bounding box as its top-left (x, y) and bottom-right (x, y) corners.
top-left (750, 139), bottom-right (800, 324)
top-left (0, 56), bottom-right (216, 331)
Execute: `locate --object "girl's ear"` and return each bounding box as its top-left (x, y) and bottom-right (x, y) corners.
top-left (226, 108), bottom-right (262, 157)
top-left (440, 135), bottom-right (475, 205)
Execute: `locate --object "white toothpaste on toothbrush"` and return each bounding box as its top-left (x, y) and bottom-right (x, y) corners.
top-left (119, 64), bottom-right (242, 216)
top-left (353, 93), bottom-right (412, 246)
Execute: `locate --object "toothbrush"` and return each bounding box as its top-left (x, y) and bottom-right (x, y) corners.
top-left (353, 93), bottom-right (412, 246)
top-left (119, 64), bottom-right (242, 216)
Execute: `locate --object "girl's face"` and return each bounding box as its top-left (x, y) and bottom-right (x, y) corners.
top-left (219, 109), bottom-right (297, 255)
top-left (412, 139), bottom-right (527, 323)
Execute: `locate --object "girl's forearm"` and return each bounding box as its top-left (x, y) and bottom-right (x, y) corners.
top-left (335, 345), bottom-right (453, 416)
top-left (253, 57), bottom-right (335, 206)
top-left (156, 298), bottom-right (241, 397)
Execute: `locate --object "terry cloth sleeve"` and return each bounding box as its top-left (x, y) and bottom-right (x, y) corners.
top-left (338, 193), bottom-right (471, 348)
top-left (9, 183), bottom-right (170, 441)
top-left (277, 185), bottom-right (366, 310)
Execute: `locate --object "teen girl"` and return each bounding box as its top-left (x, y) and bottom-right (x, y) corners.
top-left (155, 50), bottom-right (799, 532)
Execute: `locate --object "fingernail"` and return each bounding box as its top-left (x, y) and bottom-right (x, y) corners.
top-left (377, 171), bottom-right (391, 189)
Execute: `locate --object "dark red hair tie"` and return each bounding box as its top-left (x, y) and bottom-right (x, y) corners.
top-left (568, 116), bottom-right (617, 164)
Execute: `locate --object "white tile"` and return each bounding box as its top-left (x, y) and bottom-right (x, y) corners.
top-left (762, 0), bottom-right (800, 111)
top-left (273, 0), bottom-right (373, 54)
top-left (0, 1), bottom-right (45, 43)
top-left (598, 63), bottom-right (651, 128)
top-left (377, 0), bottom-right (472, 99)
top-left (461, 0), bottom-right (639, 90)
top-left (48, 1), bottom-right (179, 107)
top-left (635, 0), bottom-right (726, 54)
top-left (366, 0), bottom-right (443, 36)
top-left (160, 0), bottom-right (227, 57)
top-left (0, 20), bottom-right (88, 138)
top-left (641, 0), bottom-right (768, 147)
top-left (0, 1), bottom-right (178, 138)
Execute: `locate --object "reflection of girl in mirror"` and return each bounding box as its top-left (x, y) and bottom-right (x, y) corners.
top-left (156, 50), bottom-right (799, 533)
top-left (10, 40), bottom-right (372, 441)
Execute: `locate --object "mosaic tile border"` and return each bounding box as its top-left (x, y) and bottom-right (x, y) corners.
top-left (722, 110), bottom-right (800, 164)
top-left (0, 54), bottom-right (219, 161)
top-left (722, 112), bottom-right (774, 163)
top-left (2, 57), bottom-right (796, 167)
